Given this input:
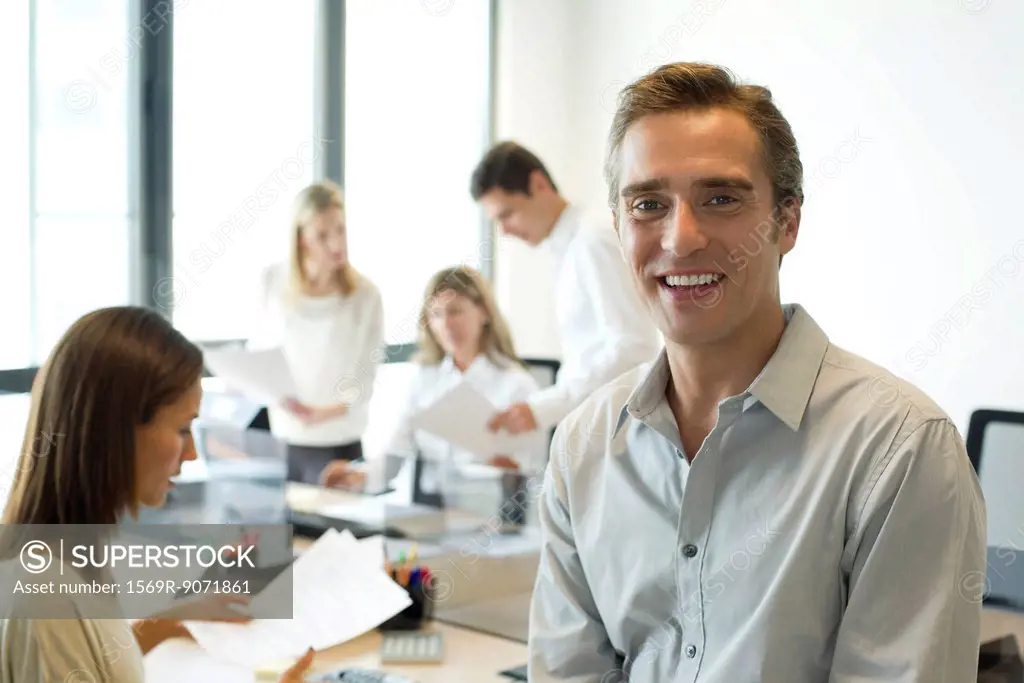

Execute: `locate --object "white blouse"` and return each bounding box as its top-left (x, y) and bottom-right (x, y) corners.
top-left (249, 263), bottom-right (385, 447)
top-left (375, 353), bottom-right (548, 499)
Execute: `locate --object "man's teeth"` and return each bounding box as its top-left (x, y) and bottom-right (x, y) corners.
top-left (665, 274), bottom-right (723, 287)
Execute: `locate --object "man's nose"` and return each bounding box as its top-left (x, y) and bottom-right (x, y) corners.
top-left (662, 204), bottom-right (710, 257)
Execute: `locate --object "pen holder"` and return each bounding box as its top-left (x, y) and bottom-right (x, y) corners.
top-left (379, 577), bottom-right (436, 631)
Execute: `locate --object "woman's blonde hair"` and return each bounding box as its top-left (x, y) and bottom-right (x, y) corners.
top-left (413, 266), bottom-right (523, 368)
top-left (288, 179), bottom-right (358, 297)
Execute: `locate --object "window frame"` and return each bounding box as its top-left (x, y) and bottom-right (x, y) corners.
top-left (0, 0), bottom-right (498, 392)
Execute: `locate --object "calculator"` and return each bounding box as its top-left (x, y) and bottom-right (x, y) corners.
top-left (379, 631), bottom-right (445, 664)
top-left (308, 668), bottom-right (416, 683)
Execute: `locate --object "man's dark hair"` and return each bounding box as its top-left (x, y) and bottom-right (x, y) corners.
top-left (470, 141), bottom-right (559, 200)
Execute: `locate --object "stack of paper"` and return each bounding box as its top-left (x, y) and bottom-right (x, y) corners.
top-left (202, 347), bottom-right (296, 404)
top-left (183, 529), bottom-right (411, 668)
top-left (408, 381), bottom-right (541, 456)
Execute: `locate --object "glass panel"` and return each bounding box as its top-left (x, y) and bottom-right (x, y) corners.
top-left (171, 1), bottom-right (318, 342)
top-left (0, 1), bottom-right (31, 369)
top-left (345, 0), bottom-right (493, 345)
top-left (33, 215), bottom-right (131, 358)
top-left (2, 0), bottom-right (133, 369)
top-left (34, 0), bottom-right (130, 215)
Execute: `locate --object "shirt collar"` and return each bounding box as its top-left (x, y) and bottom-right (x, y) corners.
top-left (440, 353), bottom-right (503, 379)
top-left (542, 203), bottom-right (582, 259)
top-left (614, 304), bottom-right (829, 436)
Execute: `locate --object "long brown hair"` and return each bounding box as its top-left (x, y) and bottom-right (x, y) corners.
top-left (413, 266), bottom-right (523, 368)
top-left (2, 307), bottom-right (204, 526)
top-left (287, 179), bottom-right (359, 299)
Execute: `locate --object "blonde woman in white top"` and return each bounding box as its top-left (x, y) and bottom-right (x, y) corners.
top-left (320, 266), bottom-right (546, 498)
top-left (250, 180), bottom-right (385, 484)
top-left (0, 307), bottom-right (312, 683)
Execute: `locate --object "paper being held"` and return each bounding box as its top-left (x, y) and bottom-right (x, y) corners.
top-left (409, 381), bottom-right (538, 456)
top-left (202, 346), bottom-right (297, 404)
top-left (183, 528), bottom-right (411, 668)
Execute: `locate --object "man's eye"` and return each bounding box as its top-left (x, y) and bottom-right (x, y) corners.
top-left (707, 195), bottom-right (738, 206)
top-left (633, 199), bottom-right (664, 212)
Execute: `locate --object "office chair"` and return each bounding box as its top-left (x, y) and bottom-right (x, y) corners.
top-left (965, 408), bottom-right (1024, 610)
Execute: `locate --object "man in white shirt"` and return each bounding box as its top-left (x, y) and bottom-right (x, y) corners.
top-left (471, 142), bottom-right (662, 435)
top-left (528, 62), bottom-right (986, 682)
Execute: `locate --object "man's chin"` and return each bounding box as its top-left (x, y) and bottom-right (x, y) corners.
top-left (661, 315), bottom-right (734, 347)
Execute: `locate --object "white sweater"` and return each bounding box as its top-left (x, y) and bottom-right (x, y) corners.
top-left (249, 263), bottom-right (385, 447)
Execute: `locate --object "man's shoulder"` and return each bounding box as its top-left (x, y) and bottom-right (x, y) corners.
top-left (550, 361), bottom-right (649, 461)
top-left (817, 341), bottom-right (957, 440)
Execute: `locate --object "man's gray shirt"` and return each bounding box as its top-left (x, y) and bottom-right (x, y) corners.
top-left (528, 304), bottom-right (986, 682)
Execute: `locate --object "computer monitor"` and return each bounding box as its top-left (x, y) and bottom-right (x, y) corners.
top-left (135, 412), bottom-right (289, 527)
top-left (967, 409), bottom-right (1024, 609)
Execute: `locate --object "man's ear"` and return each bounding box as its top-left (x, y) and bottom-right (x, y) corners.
top-left (777, 198), bottom-right (801, 256)
top-left (528, 169), bottom-right (550, 195)
top-left (611, 208), bottom-right (619, 235)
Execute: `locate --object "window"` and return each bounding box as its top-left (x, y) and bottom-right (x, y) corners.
top-left (345, 0), bottom-right (493, 345)
top-left (171, 1), bottom-right (318, 342)
top-left (0, 0), bottom-right (132, 369)
top-left (0, 1), bottom-right (496, 393)
top-left (0, 2), bottom-right (31, 369)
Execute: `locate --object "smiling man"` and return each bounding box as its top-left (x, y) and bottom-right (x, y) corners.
top-left (528, 63), bottom-right (987, 682)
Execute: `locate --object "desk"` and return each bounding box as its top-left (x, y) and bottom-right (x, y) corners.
top-left (144, 606), bottom-right (1024, 682)
top-left (142, 483), bottom-right (538, 681)
top-left (148, 484), bottom-right (1024, 680)
top-left (145, 620), bottom-right (527, 682)
top-left (984, 606), bottom-right (1024, 644)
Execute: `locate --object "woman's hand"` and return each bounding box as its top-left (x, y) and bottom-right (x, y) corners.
top-left (319, 460), bottom-right (367, 490)
top-left (283, 397), bottom-right (347, 425)
top-left (488, 455), bottom-right (521, 470)
top-left (280, 648), bottom-right (315, 682)
top-left (133, 594), bottom-right (251, 654)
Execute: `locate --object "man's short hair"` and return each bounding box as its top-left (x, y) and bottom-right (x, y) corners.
top-left (604, 62), bottom-right (804, 212)
top-left (470, 141), bottom-right (559, 200)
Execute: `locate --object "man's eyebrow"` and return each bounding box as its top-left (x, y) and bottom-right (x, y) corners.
top-left (620, 175), bottom-right (756, 197)
top-left (620, 177), bottom-right (670, 198)
top-left (695, 176), bottom-right (756, 192)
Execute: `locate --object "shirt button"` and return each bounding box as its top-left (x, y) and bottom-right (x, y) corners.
top-left (682, 544), bottom-right (698, 558)
top-left (685, 644), bottom-right (697, 658)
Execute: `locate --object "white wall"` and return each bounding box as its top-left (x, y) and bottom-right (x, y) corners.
top-left (496, 0), bottom-right (1024, 431)
top-left (493, 0), bottom-right (583, 360)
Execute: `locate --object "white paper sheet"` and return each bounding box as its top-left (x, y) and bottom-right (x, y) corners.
top-left (408, 381), bottom-right (538, 457)
top-left (202, 346), bottom-right (297, 404)
top-left (315, 497), bottom-right (439, 526)
top-left (183, 528), bottom-right (411, 668)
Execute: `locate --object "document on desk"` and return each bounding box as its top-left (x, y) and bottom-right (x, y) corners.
top-left (202, 346), bottom-right (297, 404)
top-left (183, 528), bottom-right (411, 668)
top-left (409, 381), bottom-right (537, 456)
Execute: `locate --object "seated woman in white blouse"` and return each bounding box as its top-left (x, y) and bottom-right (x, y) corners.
top-left (249, 180), bottom-right (385, 485)
top-left (319, 265), bottom-right (546, 499)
